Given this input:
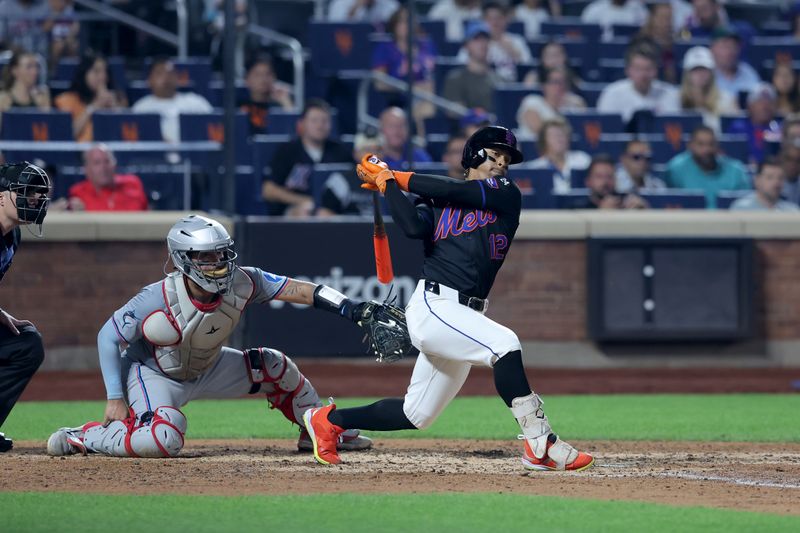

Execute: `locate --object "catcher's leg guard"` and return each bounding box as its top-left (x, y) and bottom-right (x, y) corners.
top-left (83, 406), bottom-right (187, 458)
top-left (511, 393), bottom-right (593, 471)
top-left (246, 348), bottom-right (322, 425)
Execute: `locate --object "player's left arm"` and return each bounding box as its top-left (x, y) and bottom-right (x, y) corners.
top-left (403, 173), bottom-right (522, 215)
top-left (246, 267), bottom-right (365, 323)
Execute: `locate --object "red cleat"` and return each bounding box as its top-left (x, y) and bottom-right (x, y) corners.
top-left (302, 403), bottom-right (345, 465)
top-left (522, 435), bottom-right (594, 471)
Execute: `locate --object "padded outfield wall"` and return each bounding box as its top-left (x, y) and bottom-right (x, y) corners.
top-left (7, 211), bottom-right (800, 369)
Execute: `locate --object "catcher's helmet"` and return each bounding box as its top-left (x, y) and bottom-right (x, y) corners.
top-left (461, 125), bottom-right (524, 170)
top-left (0, 162), bottom-right (51, 226)
top-left (167, 215), bottom-right (237, 294)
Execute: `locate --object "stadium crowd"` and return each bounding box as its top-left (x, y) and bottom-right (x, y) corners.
top-left (1, 0), bottom-right (800, 214)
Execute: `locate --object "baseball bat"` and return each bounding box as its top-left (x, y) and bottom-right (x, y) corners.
top-left (372, 192), bottom-right (394, 284)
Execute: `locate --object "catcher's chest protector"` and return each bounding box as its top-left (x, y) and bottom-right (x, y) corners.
top-left (144, 270), bottom-right (254, 380)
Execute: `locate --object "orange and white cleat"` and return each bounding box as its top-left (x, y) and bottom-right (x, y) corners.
top-left (302, 402), bottom-right (345, 465)
top-left (521, 434), bottom-right (594, 471)
top-left (511, 392), bottom-right (594, 472)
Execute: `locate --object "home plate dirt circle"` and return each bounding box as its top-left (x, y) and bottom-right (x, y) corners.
top-left (4, 439), bottom-right (799, 515)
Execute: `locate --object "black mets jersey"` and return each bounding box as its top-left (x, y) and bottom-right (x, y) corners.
top-left (385, 173), bottom-right (522, 300)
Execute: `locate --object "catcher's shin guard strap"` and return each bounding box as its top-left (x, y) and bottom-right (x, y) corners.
top-left (313, 285), bottom-right (359, 321)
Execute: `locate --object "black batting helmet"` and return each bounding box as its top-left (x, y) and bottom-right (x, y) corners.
top-left (461, 125), bottom-right (524, 170)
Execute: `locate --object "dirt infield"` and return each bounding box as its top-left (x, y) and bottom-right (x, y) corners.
top-left (3, 439), bottom-right (799, 515)
top-left (20, 365), bottom-right (800, 402)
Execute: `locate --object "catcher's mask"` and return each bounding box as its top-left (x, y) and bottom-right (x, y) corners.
top-left (166, 215), bottom-right (237, 294)
top-left (0, 162), bottom-right (51, 237)
top-left (461, 125), bottom-right (524, 170)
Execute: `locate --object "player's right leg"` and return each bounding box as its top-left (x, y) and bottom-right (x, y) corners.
top-left (0, 325), bottom-right (45, 452)
top-left (47, 363), bottom-right (187, 458)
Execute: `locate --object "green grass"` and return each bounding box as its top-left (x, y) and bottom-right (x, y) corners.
top-left (4, 394), bottom-right (800, 442)
top-left (1, 492), bottom-right (799, 533)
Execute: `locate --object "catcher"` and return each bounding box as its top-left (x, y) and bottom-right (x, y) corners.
top-left (303, 126), bottom-right (594, 471)
top-left (46, 214), bottom-right (385, 457)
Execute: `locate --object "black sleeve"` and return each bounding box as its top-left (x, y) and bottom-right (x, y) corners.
top-left (408, 173), bottom-right (522, 216)
top-left (265, 143), bottom-right (294, 185)
top-left (385, 181), bottom-right (433, 239)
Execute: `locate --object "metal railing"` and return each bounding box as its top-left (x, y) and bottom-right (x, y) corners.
top-left (339, 69), bottom-right (478, 132)
top-left (73, 0), bottom-right (187, 59)
top-left (246, 24), bottom-right (305, 112)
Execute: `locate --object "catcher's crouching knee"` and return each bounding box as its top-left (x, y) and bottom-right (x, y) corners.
top-left (127, 406), bottom-right (187, 458)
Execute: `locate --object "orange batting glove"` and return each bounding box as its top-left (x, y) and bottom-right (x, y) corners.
top-left (356, 154), bottom-right (413, 193)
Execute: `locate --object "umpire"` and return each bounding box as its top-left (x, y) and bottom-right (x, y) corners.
top-left (0, 162), bottom-right (51, 452)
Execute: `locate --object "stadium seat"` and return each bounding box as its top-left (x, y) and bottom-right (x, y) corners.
top-left (0, 110), bottom-right (72, 141)
top-left (144, 57), bottom-right (213, 94)
top-left (53, 56), bottom-right (128, 90)
top-left (540, 19), bottom-right (602, 42)
top-left (611, 24), bottom-right (640, 38)
top-left (493, 85), bottom-right (539, 128)
top-left (563, 112), bottom-right (625, 151)
top-left (179, 112), bottom-right (251, 165)
top-left (508, 168), bottom-right (556, 209)
top-left (419, 18), bottom-right (446, 50)
top-left (719, 135), bottom-right (751, 164)
top-left (598, 39), bottom-right (629, 61)
top-left (206, 81), bottom-right (250, 107)
top-left (554, 188), bottom-right (589, 209)
top-left (652, 114), bottom-right (705, 145)
top-left (639, 190), bottom-right (707, 209)
top-left (746, 38), bottom-right (800, 70)
top-left (575, 82), bottom-right (606, 107)
top-left (308, 21), bottom-right (375, 75)
top-left (720, 114), bottom-right (748, 134)
top-left (235, 171), bottom-right (268, 216)
top-left (716, 189), bottom-right (752, 209)
top-left (92, 112), bottom-right (162, 141)
top-left (423, 115), bottom-right (456, 136)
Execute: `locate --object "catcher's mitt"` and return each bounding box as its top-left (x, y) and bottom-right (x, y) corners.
top-left (357, 300), bottom-right (414, 363)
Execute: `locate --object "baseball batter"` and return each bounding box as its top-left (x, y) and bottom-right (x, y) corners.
top-left (304, 126), bottom-right (594, 471)
top-left (46, 214), bottom-right (374, 457)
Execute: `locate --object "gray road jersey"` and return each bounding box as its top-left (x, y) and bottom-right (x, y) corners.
top-left (110, 266), bottom-right (288, 376)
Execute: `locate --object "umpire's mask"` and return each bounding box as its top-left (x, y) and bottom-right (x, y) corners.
top-left (0, 162), bottom-right (51, 237)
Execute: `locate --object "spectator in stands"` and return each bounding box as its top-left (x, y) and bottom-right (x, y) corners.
top-left (132, 57), bottom-right (213, 143)
top-left (524, 41), bottom-right (581, 89)
top-left (459, 108), bottom-right (491, 138)
top-left (514, 0), bottom-right (558, 41)
top-left (238, 54), bottom-right (294, 136)
top-left (376, 106), bottom-right (432, 170)
top-left (725, 83), bottom-right (782, 165)
top-left (581, 0), bottom-right (648, 41)
top-left (42, 0), bottom-right (79, 70)
top-left (517, 67), bottom-right (586, 139)
top-left (568, 154), bottom-right (649, 209)
top-left (669, 0), bottom-right (694, 30)
top-left (0, 49), bottom-right (50, 112)
top-left (730, 157), bottom-right (798, 211)
top-left (442, 134), bottom-right (467, 179)
top-left (458, 2), bottom-right (531, 82)
top-left (615, 139), bottom-right (666, 193)
top-left (262, 99), bottom-right (351, 217)
top-left (68, 145), bottom-right (149, 211)
top-left (442, 23), bottom-right (498, 114)
top-left (428, 0), bottom-right (481, 42)
top-left (679, 0), bottom-right (721, 38)
top-left (529, 119), bottom-right (591, 194)
top-left (780, 145), bottom-right (800, 205)
top-left (665, 125), bottom-right (750, 208)
top-left (596, 43), bottom-right (680, 128)
top-left (327, 0), bottom-right (399, 24)
top-left (679, 45), bottom-right (737, 134)
top-left (772, 63), bottom-right (800, 116)
top-left (55, 52), bottom-right (128, 142)
top-left (711, 27), bottom-right (760, 102)
top-left (0, 0), bottom-right (48, 57)
top-left (636, 2), bottom-right (678, 84)
top-left (372, 6), bottom-right (436, 135)
top-left (782, 113), bottom-right (800, 151)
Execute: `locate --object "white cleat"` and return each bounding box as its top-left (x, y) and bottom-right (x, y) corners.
top-left (46, 427), bottom-right (87, 456)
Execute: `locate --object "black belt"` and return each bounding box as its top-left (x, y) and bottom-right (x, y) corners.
top-left (424, 280), bottom-right (488, 313)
